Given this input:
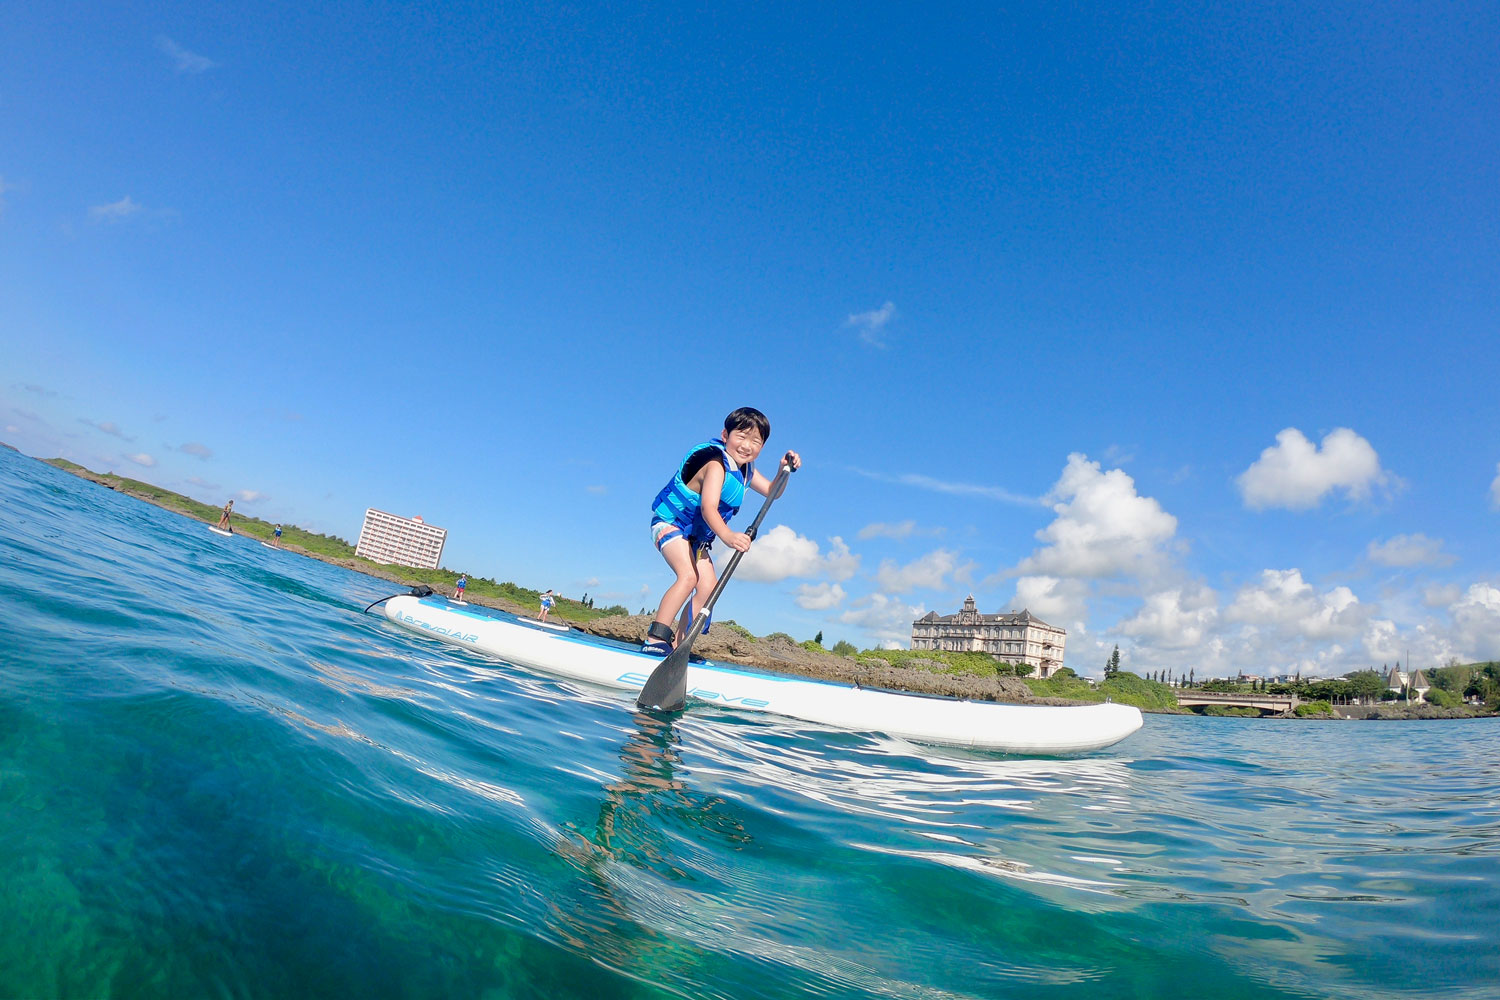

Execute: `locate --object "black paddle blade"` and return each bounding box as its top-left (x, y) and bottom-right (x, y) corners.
top-left (636, 641), bottom-right (691, 711)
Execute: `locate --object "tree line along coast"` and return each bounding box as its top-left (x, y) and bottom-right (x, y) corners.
top-left (35, 454), bottom-right (1500, 721)
top-left (1099, 643), bottom-right (1499, 719)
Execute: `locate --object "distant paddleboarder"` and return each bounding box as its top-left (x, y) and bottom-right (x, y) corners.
top-left (538, 589), bottom-right (556, 622)
top-left (216, 499), bottom-right (234, 533)
top-left (273, 524), bottom-right (283, 547)
top-left (454, 575), bottom-right (467, 602)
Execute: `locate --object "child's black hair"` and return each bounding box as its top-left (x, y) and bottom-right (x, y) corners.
top-left (724, 406), bottom-right (770, 442)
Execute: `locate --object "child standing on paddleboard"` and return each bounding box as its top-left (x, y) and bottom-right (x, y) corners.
top-left (538, 589), bottom-right (557, 621)
top-left (216, 499), bottom-right (234, 532)
top-left (642, 407), bottom-right (800, 655)
top-left (454, 575), bottom-right (467, 602)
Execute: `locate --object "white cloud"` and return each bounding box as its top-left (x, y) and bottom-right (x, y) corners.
top-left (1010, 575), bottom-right (1090, 625)
top-left (1366, 534), bottom-right (1456, 568)
top-left (1016, 453), bottom-right (1177, 579)
top-left (845, 301), bottom-right (896, 346)
top-left (822, 536), bottom-right (860, 581)
top-left (859, 520), bottom-right (922, 540)
top-left (1118, 585), bottom-right (1221, 650)
top-left (874, 548), bottom-right (958, 593)
top-left (1360, 619), bottom-right (1400, 664)
top-left (234, 490), bottom-right (267, 503)
top-left (89, 196), bottom-right (143, 223)
top-left (1423, 584), bottom-right (1462, 608)
top-left (1081, 568), bottom-right (1500, 681)
top-left (1224, 569), bottom-right (1367, 641)
top-left (1237, 427), bottom-right (1388, 510)
top-left (157, 36), bottom-right (216, 74)
top-left (796, 582), bottom-right (846, 610)
top-left (179, 442), bottom-right (213, 459)
top-left (1450, 583), bottom-right (1500, 659)
top-left (1490, 462), bottom-right (1500, 509)
top-left (734, 525), bottom-right (860, 583)
top-left (836, 593), bottom-right (924, 646)
top-left (126, 452), bottom-right (156, 467)
top-left (847, 466), bottom-right (1035, 505)
top-left (84, 419), bottom-right (130, 439)
top-left (586, 484), bottom-right (606, 495)
top-left (1358, 618), bottom-right (1456, 669)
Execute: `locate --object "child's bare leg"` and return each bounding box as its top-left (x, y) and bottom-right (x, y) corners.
top-left (652, 538), bottom-right (698, 636)
top-left (677, 551), bottom-right (718, 636)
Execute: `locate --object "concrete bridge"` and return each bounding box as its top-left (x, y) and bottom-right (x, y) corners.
top-left (1175, 690), bottom-right (1298, 715)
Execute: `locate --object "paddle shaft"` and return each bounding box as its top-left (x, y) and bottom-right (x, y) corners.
top-left (636, 460), bottom-right (795, 711)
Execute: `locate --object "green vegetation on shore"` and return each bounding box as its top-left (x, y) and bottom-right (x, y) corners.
top-left (838, 649), bottom-right (1180, 710)
top-left (46, 458), bottom-right (360, 556)
top-left (1186, 663), bottom-right (1499, 715)
top-left (45, 457), bottom-right (631, 623)
top-left (1027, 669), bottom-right (1180, 711)
top-left (855, 647), bottom-right (1037, 677)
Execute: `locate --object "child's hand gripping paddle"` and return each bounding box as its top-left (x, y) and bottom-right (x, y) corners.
top-left (637, 459), bottom-right (796, 712)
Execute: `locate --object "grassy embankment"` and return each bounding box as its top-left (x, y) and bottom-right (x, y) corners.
top-left (836, 647), bottom-right (1179, 710)
top-left (44, 458), bottom-right (626, 623)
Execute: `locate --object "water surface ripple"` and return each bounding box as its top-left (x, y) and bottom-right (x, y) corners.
top-left (1, 449), bottom-right (1496, 998)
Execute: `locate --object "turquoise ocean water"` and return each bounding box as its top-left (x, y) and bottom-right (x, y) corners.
top-left (2, 446), bottom-right (1497, 999)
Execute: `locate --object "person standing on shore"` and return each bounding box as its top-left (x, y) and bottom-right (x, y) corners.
top-left (454, 575), bottom-right (467, 602)
top-left (216, 499), bottom-right (234, 532)
top-left (539, 589), bottom-right (556, 622)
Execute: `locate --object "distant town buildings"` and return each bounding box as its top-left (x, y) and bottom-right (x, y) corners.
top-left (911, 596), bottom-right (1067, 678)
top-left (355, 509), bottom-right (447, 569)
top-left (1386, 664), bottom-right (1431, 702)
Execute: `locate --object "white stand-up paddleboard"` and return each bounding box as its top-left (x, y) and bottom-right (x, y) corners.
top-left (208, 526), bottom-right (232, 537)
top-left (384, 595), bottom-right (1143, 754)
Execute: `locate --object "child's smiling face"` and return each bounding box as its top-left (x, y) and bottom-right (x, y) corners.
top-left (724, 426), bottom-right (765, 466)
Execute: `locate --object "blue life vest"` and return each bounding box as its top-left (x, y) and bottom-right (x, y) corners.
top-left (651, 438), bottom-right (752, 541)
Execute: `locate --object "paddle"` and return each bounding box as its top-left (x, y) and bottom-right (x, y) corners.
top-left (637, 458), bottom-right (796, 712)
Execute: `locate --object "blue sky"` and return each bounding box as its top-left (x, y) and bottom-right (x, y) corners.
top-left (4, 1), bottom-right (1498, 677)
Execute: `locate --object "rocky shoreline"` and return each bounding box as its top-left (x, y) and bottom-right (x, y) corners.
top-left (1332, 703), bottom-right (1490, 721)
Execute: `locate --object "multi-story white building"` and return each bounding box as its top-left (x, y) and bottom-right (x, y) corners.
top-left (355, 509), bottom-right (448, 569)
top-left (911, 596), bottom-right (1066, 678)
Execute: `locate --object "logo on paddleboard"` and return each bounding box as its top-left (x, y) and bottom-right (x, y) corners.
top-left (617, 671), bottom-right (770, 709)
top-left (396, 611), bottom-right (479, 644)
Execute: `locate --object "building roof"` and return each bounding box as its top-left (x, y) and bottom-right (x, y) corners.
top-left (913, 595), bottom-right (1059, 630)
